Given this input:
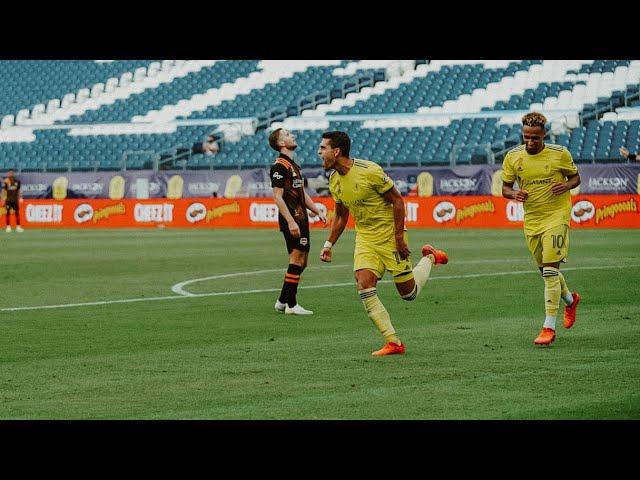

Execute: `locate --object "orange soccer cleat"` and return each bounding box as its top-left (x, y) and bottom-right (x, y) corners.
top-left (371, 342), bottom-right (406, 357)
top-left (534, 327), bottom-right (556, 346)
top-left (563, 292), bottom-right (581, 329)
top-left (421, 244), bottom-right (449, 265)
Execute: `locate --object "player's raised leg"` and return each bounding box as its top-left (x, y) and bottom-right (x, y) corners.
top-left (396, 244), bottom-right (448, 301)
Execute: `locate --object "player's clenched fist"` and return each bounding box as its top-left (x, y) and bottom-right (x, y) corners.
top-left (514, 189), bottom-right (529, 202)
top-left (320, 247), bottom-right (332, 263)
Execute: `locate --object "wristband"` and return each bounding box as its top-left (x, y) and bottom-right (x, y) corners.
top-left (323, 240), bottom-right (333, 249)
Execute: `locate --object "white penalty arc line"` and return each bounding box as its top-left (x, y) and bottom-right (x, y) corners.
top-left (170, 257), bottom-right (584, 297)
top-left (171, 263), bottom-right (353, 296)
top-left (2, 263), bottom-right (640, 313)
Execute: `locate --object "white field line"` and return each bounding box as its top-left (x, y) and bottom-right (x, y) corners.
top-left (2, 263), bottom-right (639, 313)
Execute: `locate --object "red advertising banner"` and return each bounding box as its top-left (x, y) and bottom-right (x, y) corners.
top-left (3, 195), bottom-right (639, 229)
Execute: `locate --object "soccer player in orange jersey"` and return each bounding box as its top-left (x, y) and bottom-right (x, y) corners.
top-left (269, 128), bottom-right (326, 315)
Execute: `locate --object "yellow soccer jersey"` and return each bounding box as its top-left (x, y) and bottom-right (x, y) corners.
top-left (329, 159), bottom-right (396, 244)
top-left (502, 144), bottom-right (578, 235)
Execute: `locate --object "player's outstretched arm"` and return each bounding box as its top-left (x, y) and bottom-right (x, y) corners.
top-left (320, 202), bottom-right (349, 263)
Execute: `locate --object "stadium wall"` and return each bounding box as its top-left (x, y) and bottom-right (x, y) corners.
top-left (6, 195), bottom-right (639, 229)
top-left (10, 164), bottom-right (640, 199)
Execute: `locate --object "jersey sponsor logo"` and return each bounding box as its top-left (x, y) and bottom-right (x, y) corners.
top-left (74, 203), bottom-right (94, 223)
top-left (529, 178), bottom-right (553, 185)
top-left (432, 201), bottom-right (456, 223)
top-left (292, 179), bottom-right (304, 188)
top-left (134, 203), bottom-right (174, 223)
top-left (571, 200), bottom-right (595, 223)
top-left (26, 204), bottom-right (63, 223)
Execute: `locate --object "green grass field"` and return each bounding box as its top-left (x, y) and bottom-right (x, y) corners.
top-left (1, 227), bottom-right (639, 419)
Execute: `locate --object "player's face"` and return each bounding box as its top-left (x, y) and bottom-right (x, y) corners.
top-left (279, 129), bottom-right (297, 150)
top-left (318, 138), bottom-right (338, 170)
top-left (522, 125), bottom-right (545, 154)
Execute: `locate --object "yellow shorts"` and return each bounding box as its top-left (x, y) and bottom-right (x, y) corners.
top-left (526, 224), bottom-right (570, 267)
top-left (353, 232), bottom-right (414, 283)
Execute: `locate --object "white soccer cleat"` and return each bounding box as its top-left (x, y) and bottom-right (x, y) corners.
top-left (285, 304), bottom-right (313, 315)
top-left (274, 299), bottom-right (286, 313)
top-left (16, 226), bottom-right (23, 232)
top-left (5, 226), bottom-right (11, 232)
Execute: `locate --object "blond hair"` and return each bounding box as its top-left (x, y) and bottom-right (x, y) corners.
top-left (522, 112), bottom-right (547, 129)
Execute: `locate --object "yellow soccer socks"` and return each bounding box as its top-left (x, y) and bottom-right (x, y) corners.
top-left (359, 287), bottom-right (401, 345)
top-left (411, 255), bottom-right (433, 298)
top-left (558, 271), bottom-right (574, 306)
top-left (542, 267), bottom-right (561, 329)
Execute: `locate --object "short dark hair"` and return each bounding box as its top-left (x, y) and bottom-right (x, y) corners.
top-left (322, 131), bottom-right (351, 157)
top-left (268, 128), bottom-right (283, 152)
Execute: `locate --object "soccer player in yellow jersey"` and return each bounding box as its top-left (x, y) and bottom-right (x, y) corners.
top-left (317, 131), bottom-right (448, 356)
top-left (501, 112), bottom-right (582, 346)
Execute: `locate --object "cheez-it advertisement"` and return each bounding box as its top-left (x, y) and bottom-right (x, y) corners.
top-left (12, 196), bottom-right (640, 228)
